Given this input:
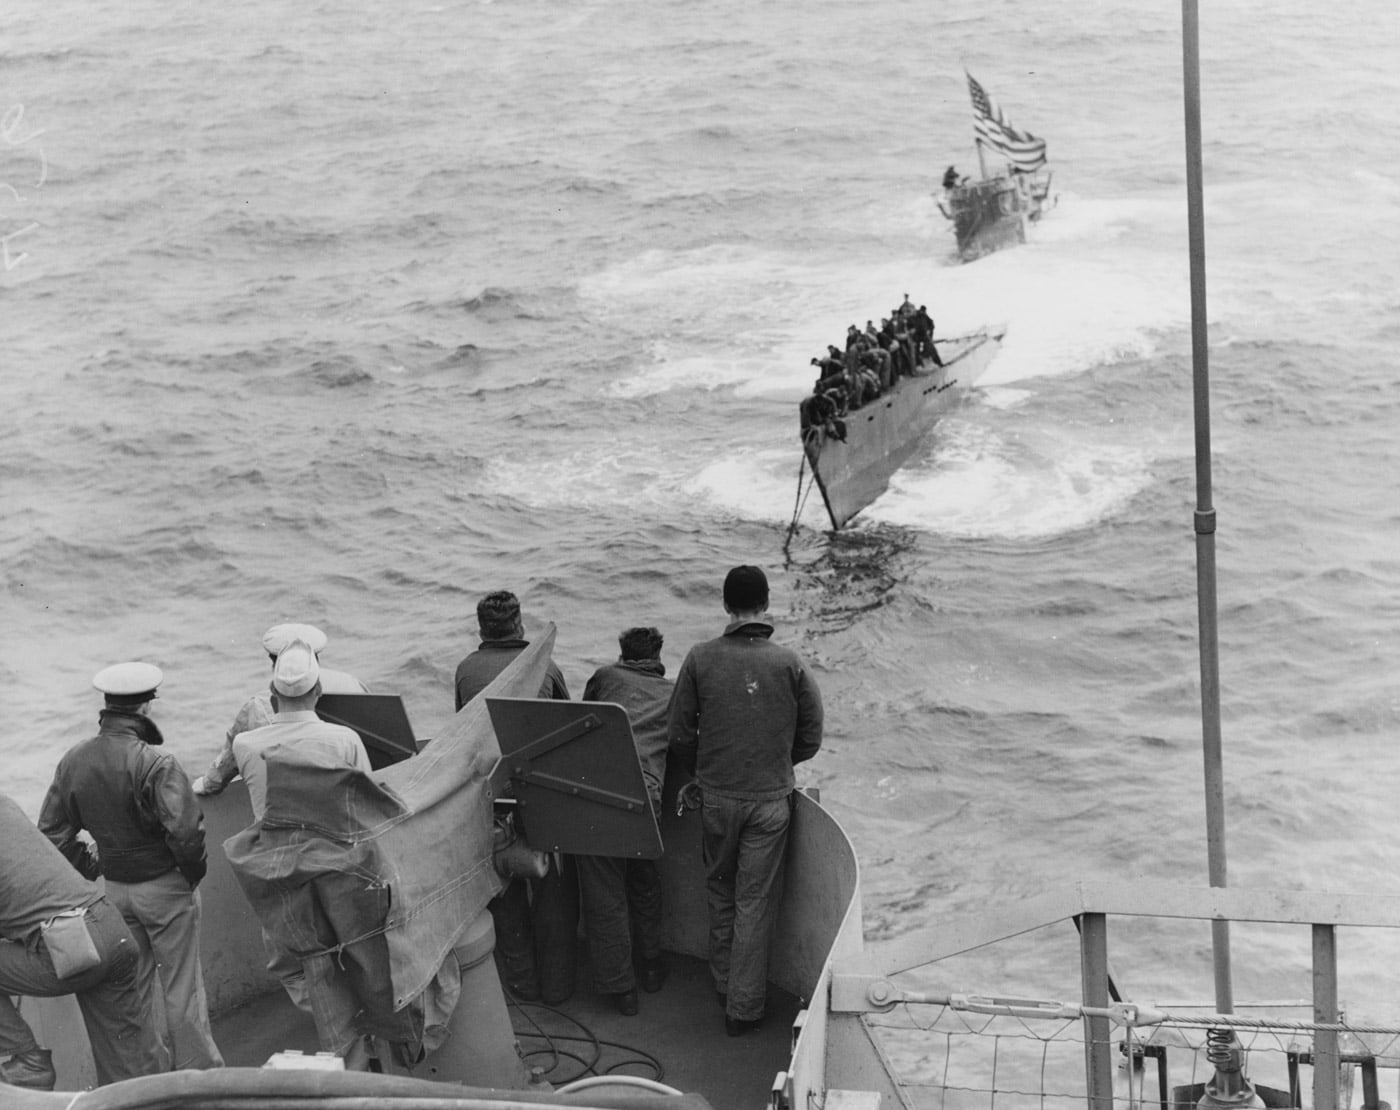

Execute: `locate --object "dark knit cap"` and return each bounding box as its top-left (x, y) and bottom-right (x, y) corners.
top-left (618, 627), bottom-right (663, 662)
top-left (723, 565), bottom-right (769, 612)
top-left (477, 590), bottom-right (522, 639)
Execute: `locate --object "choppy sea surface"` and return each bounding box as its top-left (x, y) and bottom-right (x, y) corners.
top-left (4, 0), bottom-right (1400, 1092)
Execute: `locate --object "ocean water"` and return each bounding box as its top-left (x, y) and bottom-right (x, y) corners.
top-left (4, 0), bottom-right (1400, 1090)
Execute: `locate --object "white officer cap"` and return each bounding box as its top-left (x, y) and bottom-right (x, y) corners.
top-left (92, 661), bottom-right (163, 701)
top-left (271, 640), bottom-right (320, 698)
top-left (262, 623), bottom-right (328, 657)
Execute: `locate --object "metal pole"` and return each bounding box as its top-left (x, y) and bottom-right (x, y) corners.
top-left (1079, 914), bottom-right (1114, 1110)
top-left (1181, 0), bottom-right (1233, 1016)
top-left (1312, 924), bottom-right (1340, 1110)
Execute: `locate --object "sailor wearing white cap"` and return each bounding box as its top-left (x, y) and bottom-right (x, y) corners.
top-left (261, 622), bottom-right (327, 655)
top-left (260, 623), bottom-right (367, 694)
top-left (193, 622), bottom-right (367, 797)
top-left (38, 661), bottom-right (225, 1071)
top-left (230, 639), bottom-right (371, 822)
top-left (223, 640), bottom-right (372, 1013)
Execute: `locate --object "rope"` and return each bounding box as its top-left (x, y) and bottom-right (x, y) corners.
top-left (784, 448), bottom-right (817, 558)
top-left (1151, 1013), bottom-right (1400, 1036)
top-left (912, 992), bottom-right (1400, 1037)
top-left (508, 997), bottom-right (664, 1085)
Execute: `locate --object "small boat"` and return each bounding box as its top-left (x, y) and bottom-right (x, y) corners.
top-left (937, 72), bottom-right (1056, 263)
top-left (798, 327), bottom-right (1005, 531)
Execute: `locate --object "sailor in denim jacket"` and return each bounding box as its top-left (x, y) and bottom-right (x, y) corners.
top-left (667, 566), bottom-right (823, 1035)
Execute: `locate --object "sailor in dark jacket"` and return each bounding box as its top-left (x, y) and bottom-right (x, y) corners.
top-left (913, 304), bottom-right (942, 366)
top-left (39, 661), bottom-right (223, 1071)
top-left (576, 627), bottom-right (673, 1015)
top-left (454, 591), bottom-right (577, 1004)
top-left (668, 566), bottom-right (823, 1036)
top-left (455, 591), bottom-right (570, 710)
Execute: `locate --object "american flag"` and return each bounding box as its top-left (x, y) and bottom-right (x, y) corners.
top-left (966, 72), bottom-right (1048, 173)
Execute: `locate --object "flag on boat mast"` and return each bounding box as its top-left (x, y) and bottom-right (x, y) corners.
top-left (966, 71), bottom-right (1048, 173)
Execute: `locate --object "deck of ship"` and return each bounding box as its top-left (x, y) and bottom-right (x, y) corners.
top-left (29, 760), bottom-right (859, 1108)
top-left (213, 944), bottom-right (801, 1106)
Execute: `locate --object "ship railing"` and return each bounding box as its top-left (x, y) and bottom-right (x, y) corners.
top-left (828, 881), bottom-right (1400, 1110)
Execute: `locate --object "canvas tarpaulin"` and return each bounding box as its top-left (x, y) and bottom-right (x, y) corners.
top-left (224, 629), bottom-right (555, 1057)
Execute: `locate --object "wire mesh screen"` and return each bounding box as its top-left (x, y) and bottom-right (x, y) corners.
top-left (867, 1000), bottom-right (1400, 1110)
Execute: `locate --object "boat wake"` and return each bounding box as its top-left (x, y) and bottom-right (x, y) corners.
top-left (866, 423), bottom-right (1153, 539)
top-left (784, 526), bottom-right (919, 634)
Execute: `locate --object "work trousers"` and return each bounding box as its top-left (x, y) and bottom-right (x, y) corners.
top-left (700, 793), bottom-right (791, 1023)
top-left (105, 870), bottom-right (223, 1070)
top-left (0, 897), bottom-right (164, 1084)
top-left (576, 854), bottom-right (662, 994)
top-left (489, 855), bottom-right (579, 1004)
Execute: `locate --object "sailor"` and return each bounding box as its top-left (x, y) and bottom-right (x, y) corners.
top-left (847, 362), bottom-right (879, 408)
top-left (455, 590), bottom-right (576, 1005)
top-left (668, 566), bottom-right (824, 1037)
top-left (193, 622), bottom-right (368, 796)
top-left (800, 385), bottom-right (846, 444)
top-left (915, 305), bottom-right (942, 366)
top-left (860, 343), bottom-right (892, 393)
top-left (800, 386), bottom-right (838, 442)
top-left (822, 388), bottom-right (849, 439)
top-left (1, 791), bottom-right (164, 1088)
top-left (875, 317), bottom-right (894, 368)
top-left (942, 165), bottom-right (963, 190)
top-left (900, 313), bottom-right (922, 372)
top-left (228, 640), bottom-right (371, 822)
top-left (878, 318), bottom-right (910, 377)
top-left (39, 661), bottom-right (224, 1071)
top-left (840, 341), bottom-right (872, 408)
top-left (223, 639), bottom-right (372, 1012)
top-left (455, 592), bottom-right (569, 709)
top-left (576, 626), bottom-right (673, 1016)
top-left (857, 362), bottom-right (881, 403)
top-left (821, 344), bottom-right (846, 377)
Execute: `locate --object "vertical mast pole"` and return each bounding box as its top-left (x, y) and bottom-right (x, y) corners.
top-left (1181, 0), bottom-right (1233, 1013)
